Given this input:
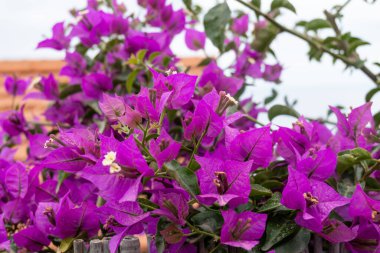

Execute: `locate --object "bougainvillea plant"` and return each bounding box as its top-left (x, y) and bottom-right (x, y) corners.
top-left (1, 0), bottom-right (380, 252)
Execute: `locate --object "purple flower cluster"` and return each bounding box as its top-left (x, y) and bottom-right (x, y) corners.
top-left (0, 1), bottom-right (379, 253)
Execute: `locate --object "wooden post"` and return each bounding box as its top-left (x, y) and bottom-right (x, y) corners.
top-left (314, 235), bottom-right (323, 253)
top-left (74, 239), bottom-right (85, 253)
top-left (329, 243), bottom-right (340, 253)
top-left (340, 243), bottom-right (349, 253)
top-left (146, 235), bottom-right (152, 253)
top-left (90, 239), bottom-right (104, 253)
top-left (102, 237), bottom-right (111, 253)
top-left (119, 236), bottom-right (140, 253)
top-left (74, 237), bottom-right (140, 253)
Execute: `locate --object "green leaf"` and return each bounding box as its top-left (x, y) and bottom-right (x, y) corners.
top-left (204, 3), bottom-right (231, 51)
top-left (350, 148), bottom-right (372, 160)
top-left (60, 237), bottom-right (75, 252)
top-left (336, 154), bottom-right (356, 175)
top-left (162, 56), bottom-right (171, 67)
top-left (183, 0), bottom-right (192, 10)
top-left (348, 39), bottom-right (370, 54)
top-left (253, 24), bottom-right (280, 52)
top-left (138, 197), bottom-right (159, 210)
top-left (305, 19), bottom-right (331, 31)
top-left (261, 216), bottom-right (300, 251)
top-left (261, 180), bottom-right (284, 190)
top-left (295, 21), bottom-right (308, 27)
top-left (145, 133), bottom-right (160, 142)
top-left (374, 111), bottom-right (380, 128)
top-left (56, 171), bottom-right (70, 193)
top-left (337, 148), bottom-right (372, 175)
top-left (148, 52), bottom-right (161, 63)
top-left (366, 177), bottom-right (380, 191)
top-left (264, 89), bottom-right (278, 105)
top-left (197, 57), bottom-right (212, 67)
top-left (271, 0), bottom-right (296, 13)
top-left (137, 49), bottom-right (148, 62)
top-left (365, 87), bottom-right (380, 102)
top-left (224, 41), bottom-right (237, 52)
top-left (165, 160), bottom-right (200, 196)
top-left (275, 228), bottom-right (310, 253)
top-left (126, 69), bottom-right (139, 93)
top-left (191, 210), bottom-right (223, 233)
top-left (85, 100), bottom-right (103, 115)
top-left (126, 54), bottom-right (138, 65)
top-left (155, 218), bottom-right (166, 253)
top-left (187, 160), bottom-right (200, 171)
top-left (183, 0), bottom-right (202, 16)
top-left (308, 45), bottom-right (323, 61)
top-left (250, 184), bottom-right (273, 198)
top-left (257, 192), bottom-right (282, 213)
top-left (59, 84), bottom-right (82, 99)
top-left (268, 104), bottom-right (300, 121)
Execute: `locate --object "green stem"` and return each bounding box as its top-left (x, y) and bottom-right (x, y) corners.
top-left (157, 107), bottom-right (166, 135)
top-left (181, 145), bottom-right (193, 153)
top-left (188, 121), bottom-right (210, 168)
top-left (360, 161), bottom-right (380, 182)
top-left (137, 121), bottom-right (149, 147)
top-left (138, 201), bottom-right (158, 211)
top-left (185, 221), bottom-right (220, 240)
top-left (305, 117), bottom-right (336, 125)
top-left (134, 136), bottom-right (154, 160)
top-left (244, 114), bottom-right (265, 126)
top-left (234, 0), bottom-right (380, 86)
top-left (152, 175), bottom-right (174, 180)
top-left (183, 232), bottom-right (197, 237)
top-left (335, 0), bottom-right (352, 15)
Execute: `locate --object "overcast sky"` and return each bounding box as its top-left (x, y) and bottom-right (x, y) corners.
top-left (0, 0), bottom-right (379, 125)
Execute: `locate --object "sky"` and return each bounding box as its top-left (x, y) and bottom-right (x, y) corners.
top-left (0, 0), bottom-right (379, 125)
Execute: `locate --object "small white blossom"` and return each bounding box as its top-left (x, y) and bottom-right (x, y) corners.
top-left (109, 163), bottom-right (122, 174)
top-left (102, 151), bottom-right (117, 166)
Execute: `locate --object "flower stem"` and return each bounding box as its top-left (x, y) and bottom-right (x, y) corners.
top-left (183, 232), bottom-right (197, 237)
top-left (244, 114), bottom-right (265, 126)
top-left (188, 120), bottom-right (210, 168)
top-left (157, 107), bottom-right (166, 135)
top-left (185, 221), bottom-right (220, 240)
top-left (360, 161), bottom-right (380, 182)
top-left (234, 0), bottom-right (380, 86)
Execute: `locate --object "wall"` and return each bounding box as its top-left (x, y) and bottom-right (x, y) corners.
top-left (0, 58), bottom-right (203, 160)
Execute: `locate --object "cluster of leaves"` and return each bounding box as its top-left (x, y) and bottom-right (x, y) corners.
top-left (0, 1), bottom-right (379, 253)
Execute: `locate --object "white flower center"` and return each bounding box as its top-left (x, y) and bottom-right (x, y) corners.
top-left (109, 163), bottom-right (122, 174)
top-left (102, 151), bottom-right (117, 166)
top-left (102, 151), bottom-right (122, 174)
